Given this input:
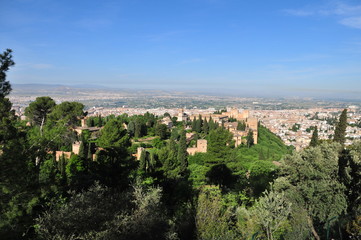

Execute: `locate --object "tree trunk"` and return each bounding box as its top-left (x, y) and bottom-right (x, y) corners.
top-left (308, 216), bottom-right (320, 240)
top-left (40, 116), bottom-right (45, 136)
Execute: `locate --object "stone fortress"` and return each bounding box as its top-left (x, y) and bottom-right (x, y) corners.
top-left (55, 108), bottom-right (258, 161)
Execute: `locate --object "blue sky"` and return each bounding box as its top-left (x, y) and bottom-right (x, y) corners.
top-left (1, 0), bottom-right (361, 98)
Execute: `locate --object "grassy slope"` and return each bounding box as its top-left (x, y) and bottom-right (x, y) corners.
top-left (188, 125), bottom-right (292, 187)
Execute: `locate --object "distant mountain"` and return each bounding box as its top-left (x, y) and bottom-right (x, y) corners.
top-left (12, 83), bottom-right (110, 90)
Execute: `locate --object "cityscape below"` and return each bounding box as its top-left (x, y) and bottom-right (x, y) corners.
top-left (10, 84), bottom-right (361, 150)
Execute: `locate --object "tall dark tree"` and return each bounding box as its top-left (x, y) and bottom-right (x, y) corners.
top-left (334, 109), bottom-right (348, 145)
top-left (139, 150), bottom-right (147, 172)
top-left (177, 130), bottom-right (188, 173)
top-left (155, 123), bottom-right (168, 140)
top-left (208, 116), bottom-right (216, 131)
top-left (237, 120), bottom-right (246, 131)
top-left (195, 115), bottom-right (202, 133)
top-left (309, 126), bottom-right (319, 147)
top-left (202, 119), bottom-right (209, 134)
top-left (0, 49), bottom-right (39, 239)
top-left (207, 128), bottom-right (233, 163)
top-left (192, 116), bottom-right (197, 131)
top-left (0, 49), bottom-right (14, 97)
top-left (247, 129), bottom-right (254, 148)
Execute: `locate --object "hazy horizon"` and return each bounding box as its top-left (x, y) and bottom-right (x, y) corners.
top-left (2, 0), bottom-right (361, 99)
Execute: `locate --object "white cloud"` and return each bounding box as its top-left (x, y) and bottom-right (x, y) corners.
top-left (339, 16), bottom-right (361, 29)
top-left (284, 2), bottom-right (361, 30)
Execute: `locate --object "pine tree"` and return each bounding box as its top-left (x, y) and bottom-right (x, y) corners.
top-left (177, 130), bottom-right (188, 173)
top-left (310, 126), bottom-right (319, 147)
top-left (334, 109), bottom-right (348, 145)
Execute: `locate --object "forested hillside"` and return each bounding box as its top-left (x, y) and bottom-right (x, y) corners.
top-left (1, 49), bottom-right (360, 239)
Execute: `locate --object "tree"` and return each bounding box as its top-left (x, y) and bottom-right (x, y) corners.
top-left (97, 119), bottom-right (130, 157)
top-left (309, 126), bottom-right (318, 147)
top-left (253, 188), bottom-right (292, 240)
top-left (191, 117), bottom-right (197, 131)
top-left (334, 109), bottom-right (348, 145)
top-left (139, 150), bottom-right (147, 172)
top-left (207, 127), bottom-right (233, 163)
top-left (247, 129), bottom-right (254, 148)
top-left (208, 116), bottom-right (216, 131)
top-left (0, 49), bottom-right (39, 239)
top-left (274, 143), bottom-right (347, 240)
top-left (0, 49), bottom-right (14, 97)
top-left (155, 123), bottom-right (168, 140)
top-left (237, 121), bottom-right (246, 131)
top-left (202, 119), bottom-right (209, 134)
top-left (48, 101), bottom-right (85, 127)
top-left (177, 130), bottom-right (188, 173)
top-left (25, 96), bottom-right (56, 128)
top-left (35, 182), bottom-right (172, 240)
top-left (196, 185), bottom-right (237, 239)
top-left (338, 143), bottom-right (361, 237)
top-left (195, 115), bottom-right (202, 133)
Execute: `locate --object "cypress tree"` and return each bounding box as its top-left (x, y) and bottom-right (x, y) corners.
top-left (177, 130), bottom-right (188, 173)
top-left (139, 150), bottom-right (147, 172)
top-left (202, 119), bottom-right (209, 134)
top-left (208, 116), bottom-right (215, 131)
top-left (97, 114), bottom-right (102, 127)
top-left (247, 129), bottom-right (254, 148)
top-left (88, 118), bottom-right (95, 127)
top-left (310, 126), bottom-right (319, 147)
top-left (78, 140), bottom-right (86, 160)
top-left (334, 109), bottom-right (348, 145)
top-left (195, 116), bottom-right (202, 133)
top-left (192, 117), bottom-right (197, 131)
top-left (87, 143), bottom-right (93, 161)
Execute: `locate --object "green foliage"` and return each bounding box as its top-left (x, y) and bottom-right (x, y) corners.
top-left (195, 115), bottom-right (202, 133)
top-left (274, 143), bottom-right (348, 239)
top-left (252, 188), bottom-right (292, 240)
top-left (236, 125), bottom-right (291, 165)
top-left (177, 130), bottom-right (188, 174)
top-left (207, 127), bottom-right (233, 163)
top-left (247, 129), bottom-right (254, 148)
top-left (25, 96), bottom-right (56, 126)
top-left (196, 185), bottom-right (238, 240)
top-left (154, 123), bottom-right (169, 140)
top-left (309, 126), bottom-right (319, 147)
top-left (237, 120), bottom-right (246, 131)
top-left (290, 123), bottom-right (301, 132)
top-left (48, 101), bottom-right (85, 127)
top-left (36, 182), bottom-right (174, 240)
top-left (0, 49), bottom-right (14, 97)
top-left (334, 109), bottom-right (348, 145)
top-left (97, 119), bottom-right (130, 155)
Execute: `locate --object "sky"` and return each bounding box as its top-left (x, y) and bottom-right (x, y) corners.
top-left (1, 0), bottom-right (361, 98)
